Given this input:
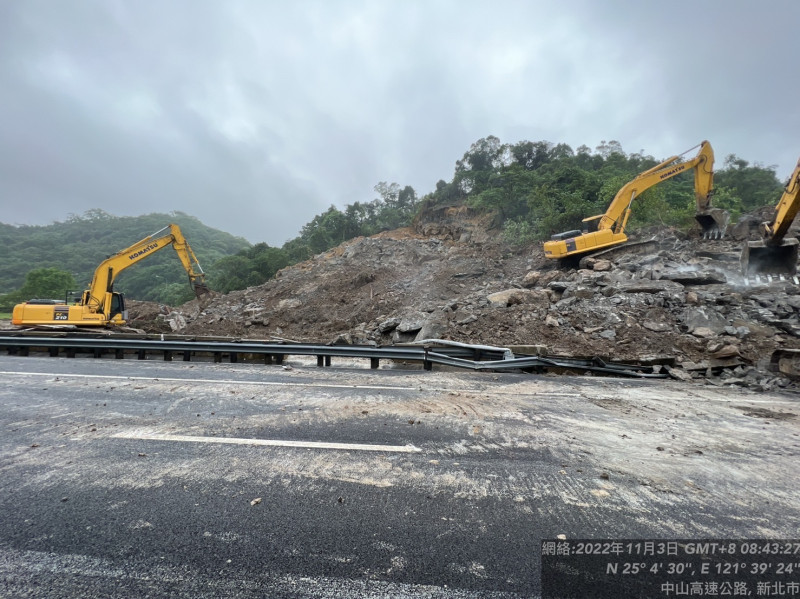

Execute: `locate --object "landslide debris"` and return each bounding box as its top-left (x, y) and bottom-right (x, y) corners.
top-left (130, 208), bottom-right (800, 391)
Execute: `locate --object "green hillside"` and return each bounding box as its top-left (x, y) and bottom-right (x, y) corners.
top-left (1, 138), bottom-right (786, 310)
top-left (0, 210), bottom-right (250, 304)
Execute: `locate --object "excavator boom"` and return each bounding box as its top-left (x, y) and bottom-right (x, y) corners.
top-left (741, 158), bottom-right (800, 277)
top-left (84, 224), bottom-right (209, 310)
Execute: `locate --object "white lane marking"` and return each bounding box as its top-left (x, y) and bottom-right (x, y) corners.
top-left (0, 371), bottom-right (414, 391)
top-left (2, 371), bottom-right (798, 405)
top-left (113, 429), bottom-right (422, 453)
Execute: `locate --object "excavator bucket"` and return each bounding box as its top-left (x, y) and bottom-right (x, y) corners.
top-left (741, 238), bottom-right (800, 277)
top-left (696, 209), bottom-right (730, 240)
top-left (193, 283), bottom-right (211, 298)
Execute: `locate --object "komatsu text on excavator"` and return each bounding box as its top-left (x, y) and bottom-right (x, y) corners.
top-left (12, 224), bottom-right (210, 327)
top-left (543, 141), bottom-right (729, 260)
top-left (741, 158), bottom-right (800, 277)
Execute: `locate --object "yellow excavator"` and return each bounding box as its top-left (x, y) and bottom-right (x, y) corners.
top-left (741, 158), bottom-right (800, 277)
top-left (12, 224), bottom-right (210, 327)
top-left (543, 141), bottom-right (728, 260)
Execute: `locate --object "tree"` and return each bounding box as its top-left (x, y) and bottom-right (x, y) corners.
top-left (17, 267), bottom-right (75, 299)
top-left (715, 155), bottom-right (783, 211)
top-left (595, 140), bottom-right (624, 158)
top-left (511, 141), bottom-right (552, 171)
top-left (371, 182), bottom-right (418, 231)
top-left (455, 136), bottom-right (504, 173)
top-left (0, 267), bottom-right (76, 307)
top-left (208, 255), bottom-right (259, 294)
top-left (159, 282), bottom-right (196, 307)
top-left (298, 206), bottom-right (350, 254)
top-left (0, 211), bottom-right (250, 300)
top-left (466, 165), bottom-right (533, 220)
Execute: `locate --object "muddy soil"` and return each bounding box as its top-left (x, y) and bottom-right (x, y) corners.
top-left (128, 208), bottom-right (800, 391)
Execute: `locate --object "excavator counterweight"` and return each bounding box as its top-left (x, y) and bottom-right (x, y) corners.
top-left (741, 158), bottom-right (800, 278)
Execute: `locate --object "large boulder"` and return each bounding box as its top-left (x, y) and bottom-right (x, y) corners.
top-left (682, 307), bottom-right (729, 335)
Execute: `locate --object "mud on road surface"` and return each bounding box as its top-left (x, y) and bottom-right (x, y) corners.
top-left (1, 357), bottom-right (798, 597)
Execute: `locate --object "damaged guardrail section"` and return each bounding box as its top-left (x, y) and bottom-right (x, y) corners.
top-left (0, 334), bottom-right (665, 378)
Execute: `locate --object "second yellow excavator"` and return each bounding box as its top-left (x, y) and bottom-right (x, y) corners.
top-left (12, 223), bottom-right (210, 327)
top-left (741, 158), bottom-right (800, 277)
top-left (543, 141), bottom-right (728, 260)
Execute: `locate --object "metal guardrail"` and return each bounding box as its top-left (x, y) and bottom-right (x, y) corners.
top-left (0, 334), bottom-right (667, 378)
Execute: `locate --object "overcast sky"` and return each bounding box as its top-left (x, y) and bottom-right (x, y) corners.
top-left (1, 0), bottom-right (798, 245)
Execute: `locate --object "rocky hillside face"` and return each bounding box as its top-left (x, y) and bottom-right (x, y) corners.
top-left (131, 207), bottom-right (800, 392)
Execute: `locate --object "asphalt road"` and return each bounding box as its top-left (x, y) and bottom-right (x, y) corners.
top-left (1, 355), bottom-right (799, 598)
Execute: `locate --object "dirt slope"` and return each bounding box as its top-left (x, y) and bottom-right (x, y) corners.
top-left (130, 208), bottom-right (800, 391)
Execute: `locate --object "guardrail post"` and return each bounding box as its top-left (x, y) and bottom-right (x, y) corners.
top-left (370, 357), bottom-right (379, 369)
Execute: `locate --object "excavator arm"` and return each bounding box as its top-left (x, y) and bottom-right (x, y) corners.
top-left (741, 158), bottom-right (800, 277)
top-left (761, 159), bottom-right (800, 242)
top-left (84, 224), bottom-right (209, 313)
top-left (543, 141), bottom-right (724, 260)
top-left (691, 141), bottom-right (729, 238)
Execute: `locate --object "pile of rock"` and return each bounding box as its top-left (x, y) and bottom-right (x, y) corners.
top-left (152, 224), bottom-right (800, 390)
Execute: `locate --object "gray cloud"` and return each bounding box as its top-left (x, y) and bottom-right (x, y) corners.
top-left (1, 0), bottom-right (798, 244)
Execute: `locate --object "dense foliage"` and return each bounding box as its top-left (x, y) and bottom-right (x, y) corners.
top-left (0, 267), bottom-right (76, 307)
top-left (0, 210), bottom-right (250, 306)
top-left (1, 138), bottom-right (786, 308)
top-left (205, 141), bottom-right (784, 294)
top-left (419, 137), bottom-right (785, 245)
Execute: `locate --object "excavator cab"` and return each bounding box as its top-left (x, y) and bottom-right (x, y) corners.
top-left (109, 292), bottom-right (126, 320)
top-left (581, 215), bottom-right (602, 234)
top-left (65, 290), bottom-right (83, 305)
